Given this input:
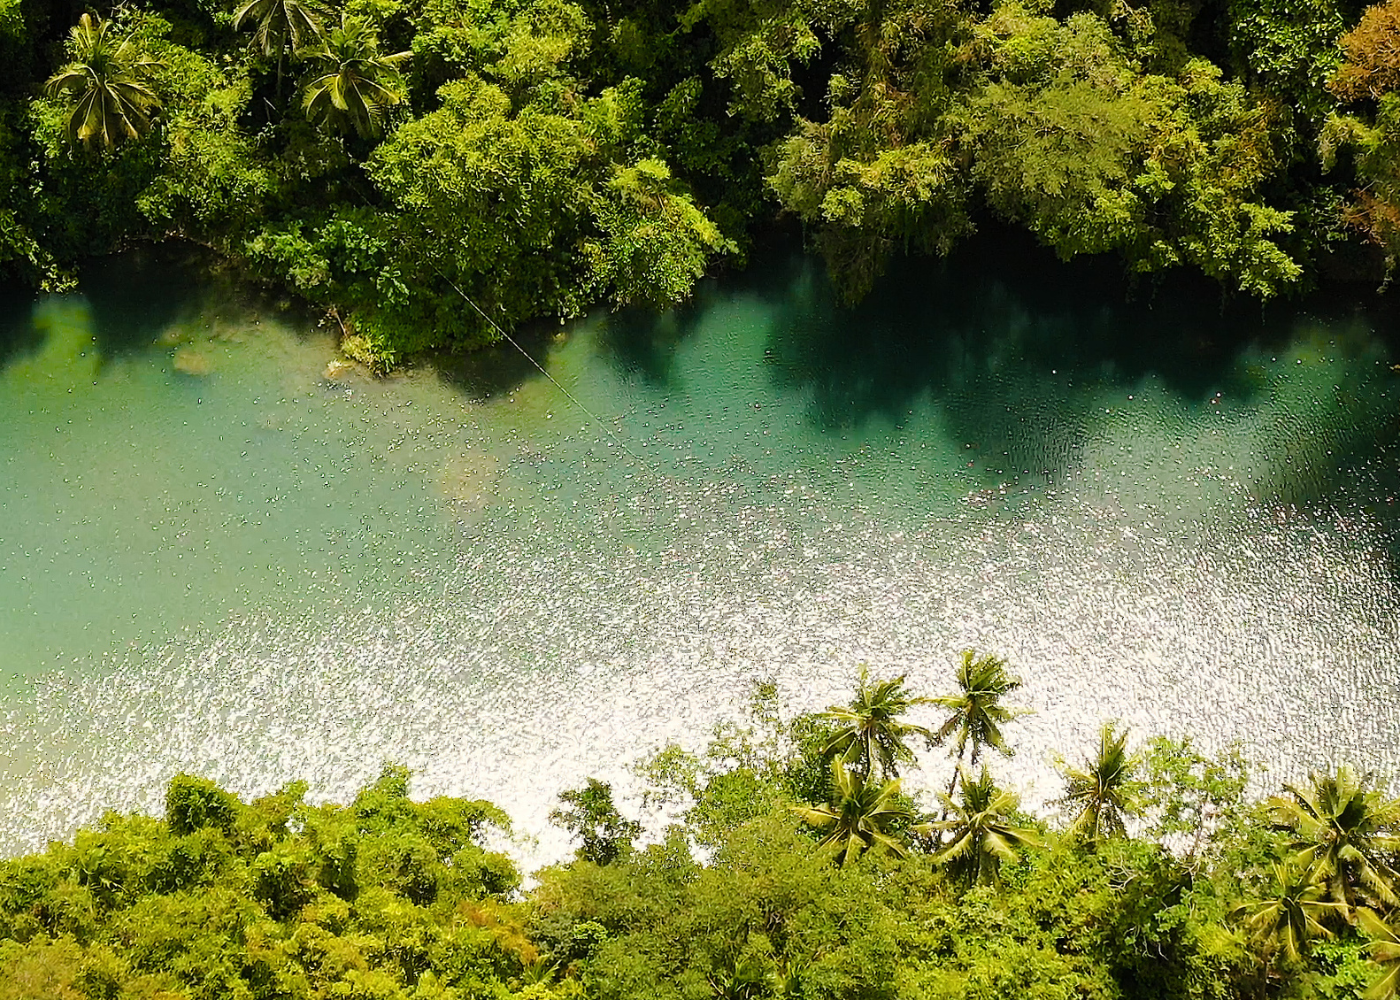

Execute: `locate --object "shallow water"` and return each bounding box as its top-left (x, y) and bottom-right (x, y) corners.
top-left (1, 242), bottom-right (1398, 862)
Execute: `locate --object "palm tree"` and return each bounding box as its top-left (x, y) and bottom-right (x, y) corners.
top-left (1357, 908), bottom-right (1400, 1000)
top-left (300, 16), bottom-right (410, 140)
top-left (1232, 864), bottom-right (1346, 967)
top-left (707, 954), bottom-right (768, 1000)
top-left (820, 665), bottom-right (934, 780)
top-left (1056, 722), bottom-right (1145, 842)
top-left (794, 761), bottom-right (912, 866)
top-left (920, 767), bottom-right (1040, 885)
top-left (932, 649), bottom-right (1024, 795)
top-left (1269, 766), bottom-right (1400, 911)
top-left (232, 0), bottom-right (327, 97)
top-left (43, 13), bottom-right (162, 150)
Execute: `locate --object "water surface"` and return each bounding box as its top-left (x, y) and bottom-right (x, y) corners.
top-left (1, 241), bottom-right (1398, 860)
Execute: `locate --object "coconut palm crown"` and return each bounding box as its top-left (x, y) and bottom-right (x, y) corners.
top-left (932, 649), bottom-right (1025, 777)
top-left (43, 13), bottom-right (163, 150)
top-left (1056, 721), bottom-right (1145, 842)
top-left (820, 665), bottom-right (934, 779)
top-left (300, 15), bottom-right (410, 140)
top-left (1232, 863), bottom-right (1346, 965)
top-left (794, 761), bottom-right (912, 867)
top-left (921, 766), bottom-right (1041, 885)
top-left (1269, 766), bottom-right (1400, 910)
top-left (232, 0), bottom-right (327, 95)
top-left (1358, 908), bottom-right (1400, 1000)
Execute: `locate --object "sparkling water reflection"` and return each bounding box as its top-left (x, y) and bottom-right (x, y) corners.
top-left (0, 242), bottom-right (1397, 864)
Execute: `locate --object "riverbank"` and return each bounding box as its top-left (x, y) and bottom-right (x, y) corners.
top-left (12, 0), bottom-right (1400, 367)
top-left (0, 672), bottom-right (1396, 1000)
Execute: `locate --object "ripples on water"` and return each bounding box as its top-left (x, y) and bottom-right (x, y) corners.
top-left (0, 240), bottom-right (1397, 864)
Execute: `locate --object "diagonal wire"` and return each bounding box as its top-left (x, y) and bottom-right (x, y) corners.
top-left (337, 198), bottom-right (655, 474)
top-left (433, 267), bottom-right (653, 472)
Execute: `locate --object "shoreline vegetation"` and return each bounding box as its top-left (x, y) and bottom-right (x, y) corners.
top-left (9, 0), bottom-right (1400, 368)
top-left (3, 660), bottom-right (1400, 999)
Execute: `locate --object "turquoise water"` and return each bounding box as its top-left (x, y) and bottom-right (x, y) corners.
top-left (1, 242), bottom-right (1398, 859)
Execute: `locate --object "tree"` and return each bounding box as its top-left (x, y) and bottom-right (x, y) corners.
top-left (1269, 767), bottom-right (1400, 911)
top-left (1232, 864), bottom-right (1345, 966)
top-left (819, 665), bottom-right (934, 780)
top-left (583, 158), bottom-right (733, 309)
top-left (42, 13), bottom-right (162, 150)
top-left (1142, 736), bottom-right (1251, 859)
top-left (232, 0), bottom-right (327, 97)
top-left (165, 774), bottom-right (240, 837)
top-left (300, 15), bottom-right (410, 140)
top-left (1357, 907), bottom-right (1400, 1000)
top-left (1325, 0), bottom-right (1400, 276)
top-left (550, 778), bottom-right (641, 866)
top-left (1227, 0), bottom-right (1344, 122)
top-left (1332, 0), bottom-right (1400, 102)
top-left (793, 761), bottom-right (911, 866)
top-left (921, 767), bottom-right (1040, 886)
top-left (932, 649), bottom-right (1024, 794)
top-left (1057, 722), bottom-right (1145, 842)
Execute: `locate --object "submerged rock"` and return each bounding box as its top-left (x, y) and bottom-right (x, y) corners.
top-left (438, 450), bottom-right (501, 507)
top-left (173, 347), bottom-right (212, 376)
top-left (325, 358), bottom-right (357, 381)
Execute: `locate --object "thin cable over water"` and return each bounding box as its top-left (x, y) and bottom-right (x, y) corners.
top-left (435, 269), bottom-right (654, 474)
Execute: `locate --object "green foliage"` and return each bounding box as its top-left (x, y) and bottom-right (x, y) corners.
top-left (1268, 767), bottom-right (1400, 910)
top-left (1232, 863), bottom-right (1346, 963)
top-left (43, 12), bottom-right (163, 150)
top-left (301, 14), bottom-right (411, 139)
top-left (1, 0), bottom-right (1397, 345)
top-left (1228, 0), bottom-right (1344, 122)
top-left (764, 0), bottom-right (970, 298)
top-left (3, 666), bottom-right (1400, 998)
top-left (166, 773), bottom-right (241, 836)
top-left (583, 158), bottom-right (734, 308)
top-left (1142, 736), bottom-right (1251, 856)
top-left (819, 666), bottom-right (935, 780)
top-left (550, 778), bottom-right (641, 866)
top-left (364, 73), bottom-right (593, 347)
top-left (958, 10), bottom-right (1302, 296)
top-left (1358, 908), bottom-right (1400, 1000)
top-left (634, 678), bottom-right (838, 845)
top-left (1056, 721), bottom-right (1147, 842)
top-left (0, 0), bottom-right (20, 42)
top-left (0, 767), bottom-right (524, 999)
top-left (136, 40), bottom-right (273, 237)
top-left (233, 0), bottom-right (328, 97)
top-left (932, 649), bottom-right (1025, 778)
top-left (923, 767), bottom-right (1041, 886)
top-left (234, 0), bottom-right (328, 59)
top-left (793, 760), bottom-right (913, 865)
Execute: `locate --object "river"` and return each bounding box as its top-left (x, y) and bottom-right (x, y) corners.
top-left (1, 237), bottom-right (1397, 861)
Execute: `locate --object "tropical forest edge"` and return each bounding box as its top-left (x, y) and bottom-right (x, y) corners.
top-left (10, 0), bottom-right (1400, 365)
top-left (1, 660), bottom-right (1399, 1000)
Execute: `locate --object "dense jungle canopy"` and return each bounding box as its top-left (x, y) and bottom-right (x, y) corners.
top-left (8, 0), bottom-right (1400, 365)
top-left (4, 667), bottom-right (1400, 1000)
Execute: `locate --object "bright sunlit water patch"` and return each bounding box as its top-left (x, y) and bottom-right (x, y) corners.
top-left (0, 242), bottom-right (1398, 865)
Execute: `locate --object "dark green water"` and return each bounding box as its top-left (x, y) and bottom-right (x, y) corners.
top-left (1, 240), bottom-right (1398, 860)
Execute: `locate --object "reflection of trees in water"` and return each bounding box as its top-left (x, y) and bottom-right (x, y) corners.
top-left (581, 230), bottom-right (1400, 541)
top-left (77, 248), bottom-right (205, 358)
top-left (592, 305), bottom-right (697, 388)
top-left (0, 278), bottom-right (43, 370)
top-left (744, 229), bottom-right (1400, 522)
top-left (760, 233), bottom-right (1273, 477)
top-left (0, 245), bottom-right (313, 378)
